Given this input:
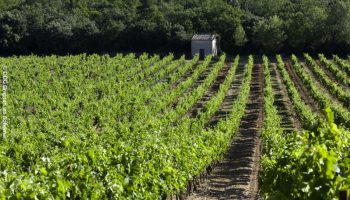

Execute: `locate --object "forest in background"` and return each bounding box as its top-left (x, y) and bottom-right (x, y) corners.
top-left (0, 0), bottom-right (350, 55)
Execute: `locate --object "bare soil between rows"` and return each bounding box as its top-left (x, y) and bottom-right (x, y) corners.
top-left (188, 62), bottom-right (232, 118)
top-left (187, 64), bottom-right (263, 200)
top-left (270, 63), bottom-right (301, 131)
top-left (284, 61), bottom-right (321, 113)
top-left (206, 63), bottom-right (246, 128)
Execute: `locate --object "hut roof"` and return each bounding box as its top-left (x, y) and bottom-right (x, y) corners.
top-left (191, 34), bottom-right (217, 41)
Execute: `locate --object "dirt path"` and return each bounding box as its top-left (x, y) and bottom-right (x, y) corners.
top-left (270, 63), bottom-right (301, 131)
top-left (206, 63), bottom-right (246, 128)
top-left (187, 64), bottom-right (263, 200)
top-left (284, 62), bottom-right (321, 113)
top-left (188, 62), bottom-right (232, 118)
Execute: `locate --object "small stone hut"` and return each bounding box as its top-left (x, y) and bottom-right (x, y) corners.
top-left (191, 34), bottom-right (220, 59)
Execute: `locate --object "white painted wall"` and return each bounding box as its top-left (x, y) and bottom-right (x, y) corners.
top-left (212, 39), bottom-right (217, 56)
top-left (191, 40), bottom-right (217, 58)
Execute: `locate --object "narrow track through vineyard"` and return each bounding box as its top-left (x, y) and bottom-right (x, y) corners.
top-left (207, 62), bottom-right (246, 128)
top-left (187, 63), bottom-right (264, 200)
top-left (269, 63), bottom-right (301, 131)
top-left (188, 63), bottom-right (232, 119)
top-left (284, 62), bottom-right (321, 113)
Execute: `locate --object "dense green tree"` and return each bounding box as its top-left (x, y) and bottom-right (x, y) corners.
top-left (326, 0), bottom-right (350, 45)
top-left (0, 0), bottom-right (23, 11)
top-left (233, 25), bottom-right (247, 47)
top-left (239, 0), bottom-right (287, 16)
top-left (207, 1), bottom-right (246, 48)
top-left (284, 1), bottom-right (328, 51)
top-left (0, 10), bottom-right (27, 52)
top-left (0, 0), bottom-right (349, 54)
top-left (252, 15), bottom-right (286, 52)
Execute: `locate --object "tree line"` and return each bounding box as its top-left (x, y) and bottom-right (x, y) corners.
top-left (1, 0), bottom-right (350, 55)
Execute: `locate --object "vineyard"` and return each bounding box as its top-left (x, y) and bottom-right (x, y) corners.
top-left (0, 53), bottom-right (349, 199)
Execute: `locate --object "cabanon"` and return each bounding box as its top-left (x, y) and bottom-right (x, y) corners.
top-left (191, 34), bottom-right (220, 59)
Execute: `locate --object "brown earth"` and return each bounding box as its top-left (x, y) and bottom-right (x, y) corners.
top-left (284, 62), bottom-right (321, 113)
top-left (270, 63), bottom-right (302, 131)
top-left (186, 64), bottom-right (264, 200)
